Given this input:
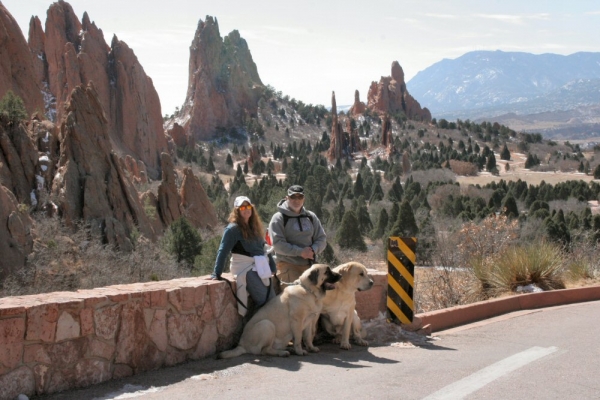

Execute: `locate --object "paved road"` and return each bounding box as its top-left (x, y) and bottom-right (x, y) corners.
top-left (38, 300), bottom-right (600, 400)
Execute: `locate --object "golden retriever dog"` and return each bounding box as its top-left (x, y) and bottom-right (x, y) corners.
top-left (218, 264), bottom-right (341, 358)
top-left (320, 262), bottom-right (373, 349)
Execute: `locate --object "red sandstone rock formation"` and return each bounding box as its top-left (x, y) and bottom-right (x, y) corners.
top-left (327, 91), bottom-right (344, 161)
top-left (0, 3), bottom-right (45, 115)
top-left (346, 119), bottom-right (362, 154)
top-left (349, 89), bottom-right (366, 117)
top-left (39, 1), bottom-right (167, 178)
top-left (0, 122), bottom-right (39, 205)
top-left (157, 152), bottom-right (182, 226)
top-left (52, 83), bottom-right (156, 250)
top-left (367, 61), bottom-right (431, 122)
top-left (167, 122), bottom-right (192, 149)
top-left (248, 143), bottom-right (261, 167)
top-left (0, 184), bottom-right (34, 279)
top-left (180, 167), bottom-right (218, 230)
top-left (178, 16), bottom-right (264, 141)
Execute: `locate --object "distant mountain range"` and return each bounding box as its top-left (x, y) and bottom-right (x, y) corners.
top-left (407, 51), bottom-right (600, 132)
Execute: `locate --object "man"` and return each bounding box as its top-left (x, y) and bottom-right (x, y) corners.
top-left (269, 185), bottom-right (327, 286)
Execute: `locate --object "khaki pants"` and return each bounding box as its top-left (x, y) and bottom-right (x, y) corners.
top-left (275, 261), bottom-right (309, 293)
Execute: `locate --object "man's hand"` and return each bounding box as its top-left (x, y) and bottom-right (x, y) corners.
top-left (300, 247), bottom-right (315, 260)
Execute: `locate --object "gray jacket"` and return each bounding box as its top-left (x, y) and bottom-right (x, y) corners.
top-left (268, 199), bottom-right (327, 266)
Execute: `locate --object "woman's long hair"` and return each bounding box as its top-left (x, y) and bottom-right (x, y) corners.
top-left (228, 204), bottom-right (264, 240)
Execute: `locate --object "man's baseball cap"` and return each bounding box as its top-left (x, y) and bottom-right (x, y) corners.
top-left (287, 185), bottom-right (304, 196)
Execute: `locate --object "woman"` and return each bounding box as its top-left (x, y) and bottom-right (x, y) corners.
top-left (209, 196), bottom-right (276, 316)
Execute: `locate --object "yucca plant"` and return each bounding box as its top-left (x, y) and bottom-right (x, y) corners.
top-left (487, 241), bottom-right (565, 294)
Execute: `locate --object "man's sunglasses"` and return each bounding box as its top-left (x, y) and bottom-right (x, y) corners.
top-left (289, 194), bottom-right (304, 200)
top-left (238, 205), bottom-right (253, 211)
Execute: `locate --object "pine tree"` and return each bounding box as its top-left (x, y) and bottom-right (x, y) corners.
top-left (0, 90), bottom-right (28, 126)
top-left (353, 173), bottom-right (365, 198)
top-left (503, 195), bottom-right (519, 219)
top-left (500, 144), bottom-right (511, 161)
top-left (165, 217), bottom-right (202, 265)
top-left (390, 200), bottom-right (419, 237)
top-left (336, 210), bottom-right (367, 251)
top-left (371, 208), bottom-right (389, 239)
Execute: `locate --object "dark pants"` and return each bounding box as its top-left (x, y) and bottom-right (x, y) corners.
top-left (246, 270), bottom-right (275, 308)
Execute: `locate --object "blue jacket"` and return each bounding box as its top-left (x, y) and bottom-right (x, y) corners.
top-left (211, 223), bottom-right (275, 278)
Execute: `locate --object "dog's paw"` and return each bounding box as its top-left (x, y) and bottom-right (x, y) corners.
top-left (294, 347), bottom-right (308, 356)
top-left (332, 337), bottom-right (341, 344)
top-left (340, 342), bottom-right (352, 350)
top-left (278, 351), bottom-right (290, 357)
top-left (308, 346), bottom-right (320, 353)
top-left (354, 338), bottom-right (369, 346)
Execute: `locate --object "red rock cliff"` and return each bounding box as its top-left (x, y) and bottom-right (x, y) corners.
top-left (367, 61), bottom-right (431, 122)
top-left (178, 16), bottom-right (264, 141)
top-left (0, 2), bottom-right (44, 115)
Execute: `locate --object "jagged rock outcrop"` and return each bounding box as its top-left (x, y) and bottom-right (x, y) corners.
top-left (52, 83), bottom-right (156, 250)
top-left (178, 16), bottom-right (264, 141)
top-left (247, 143), bottom-right (261, 167)
top-left (345, 119), bottom-right (362, 154)
top-left (349, 90), bottom-right (366, 116)
top-left (0, 184), bottom-right (34, 279)
top-left (327, 91), bottom-right (345, 161)
top-left (367, 61), bottom-right (431, 122)
top-left (157, 152), bottom-right (182, 226)
top-left (121, 154), bottom-right (148, 185)
top-left (167, 122), bottom-right (193, 149)
top-left (180, 167), bottom-right (218, 230)
top-left (39, 1), bottom-right (167, 178)
top-left (0, 2), bottom-right (45, 115)
top-left (0, 122), bottom-right (38, 205)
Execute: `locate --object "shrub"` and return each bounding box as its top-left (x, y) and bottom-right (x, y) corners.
top-left (165, 217), bottom-right (202, 265)
top-left (472, 241), bottom-right (565, 298)
top-left (0, 90), bottom-right (28, 125)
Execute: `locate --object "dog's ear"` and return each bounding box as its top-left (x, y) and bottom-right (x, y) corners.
top-left (308, 267), bottom-right (320, 286)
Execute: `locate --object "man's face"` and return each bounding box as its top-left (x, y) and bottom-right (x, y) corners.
top-left (287, 193), bottom-right (305, 213)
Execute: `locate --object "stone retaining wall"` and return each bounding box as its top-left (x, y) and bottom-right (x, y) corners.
top-left (0, 270), bottom-right (388, 399)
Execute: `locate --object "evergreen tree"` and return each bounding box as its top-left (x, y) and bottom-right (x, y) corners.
top-left (206, 156), bottom-right (216, 173)
top-left (500, 144), bottom-right (511, 161)
top-left (486, 152), bottom-right (497, 172)
top-left (390, 200), bottom-right (419, 237)
top-left (336, 210), bottom-right (367, 251)
top-left (371, 208), bottom-right (389, 239)
top-left (165, 217), bottom-right (202, 266)
top-left (226, 153), bottom-right (234, 168)
top-left (503, 195), bottom-right (519, 219)
top-left (353, 173), bottom-right (365, 198)
top-left (0, 90), bottom-right (28, 126)
top-left (594, 164), bottom-right (600, 179)
top-left (387, 202), bottom-right (400, 232)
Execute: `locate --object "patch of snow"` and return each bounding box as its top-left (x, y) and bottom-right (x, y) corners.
top-left (516, 284), bottom-right (543, 293)
top-left (36, 175), bottom-right (44, 190)
top-left (30, 191), bottom-right (37, 207)
top-left (43, 132), bottom-right (50, 143)
top-left (39, 155), bottom-right (50, 163)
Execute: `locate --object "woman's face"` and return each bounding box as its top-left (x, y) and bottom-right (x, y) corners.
top-left (238, 202), bottom-right (253, 223)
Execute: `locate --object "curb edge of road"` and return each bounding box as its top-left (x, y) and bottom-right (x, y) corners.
top-left (409, 284), bottom-right (600, 333)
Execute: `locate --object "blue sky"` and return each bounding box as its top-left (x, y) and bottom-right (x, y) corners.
top-left (3, 0), bottom-right (600, 115)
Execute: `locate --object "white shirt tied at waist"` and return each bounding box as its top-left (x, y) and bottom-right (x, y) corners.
top-left (230, 253), bottom-right (272, 316)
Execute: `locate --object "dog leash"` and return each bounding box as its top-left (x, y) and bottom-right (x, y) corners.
top-left (218, 276), bottom-right (247, 310)
top-left (218, 275), bottom-right (274, 309)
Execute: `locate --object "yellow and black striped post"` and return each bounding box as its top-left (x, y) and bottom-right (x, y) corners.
top-left (387, 236), bottom-right (417, 324)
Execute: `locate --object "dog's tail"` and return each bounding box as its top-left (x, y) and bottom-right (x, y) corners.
top-left (217, 345), bottom-right (247, 359)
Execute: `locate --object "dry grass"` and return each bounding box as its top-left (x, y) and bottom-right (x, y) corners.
top-left (0, 215), bottom-right (186, 297)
